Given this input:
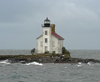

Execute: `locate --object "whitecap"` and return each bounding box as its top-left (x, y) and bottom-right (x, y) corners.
top-left (87, 62), bottom-right (94, 66)
top-left (25, 62), bottom-right (43, 66)
top-left (78, 62), bottom-right (82, 65)
top-left (77, 64), bottom-right (82, 67)
top-left (0, 59), bottom-right (11, 64)
top-left (77, 62), bottom-right (82, 67)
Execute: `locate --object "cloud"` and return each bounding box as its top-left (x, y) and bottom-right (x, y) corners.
top-left (0, 0), bottom-right (100, 49)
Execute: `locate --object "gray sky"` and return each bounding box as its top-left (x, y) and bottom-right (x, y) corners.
top-left (0, 0), bottom-right (100, 50)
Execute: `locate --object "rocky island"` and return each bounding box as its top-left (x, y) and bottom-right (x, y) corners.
top-left (0, 54), bottom-right (100, 64)
top-left (0, 48), bottom-right (100, 64)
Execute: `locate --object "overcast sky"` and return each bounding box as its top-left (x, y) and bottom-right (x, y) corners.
top-left (0, 0), bottom-right (100, 50)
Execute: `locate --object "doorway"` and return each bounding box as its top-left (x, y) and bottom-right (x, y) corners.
top-left (45, 46), bottom-right (48, 52)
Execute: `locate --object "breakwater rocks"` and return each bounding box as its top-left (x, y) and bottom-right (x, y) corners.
top-left (0, 55), bottom-right (100, 64)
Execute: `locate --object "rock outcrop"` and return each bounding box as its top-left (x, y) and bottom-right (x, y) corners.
top-left (0, 55), bottom-right (100, 64)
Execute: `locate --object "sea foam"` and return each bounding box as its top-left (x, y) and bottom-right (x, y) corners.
top-left (25, 62), bottom-right (43, 66)
top-left (77, 62), bottom-right (82, 67)
top-left (0, 59), bottom-right (11, 64)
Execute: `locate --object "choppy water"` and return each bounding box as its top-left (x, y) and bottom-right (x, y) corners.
top-left (0, 49), bottom-right (100, 82)
top-left (0, 61), bottom-right (100, 82)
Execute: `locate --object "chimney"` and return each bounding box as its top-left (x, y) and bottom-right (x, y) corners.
top-left (51, 24), bottom-right (55, 33)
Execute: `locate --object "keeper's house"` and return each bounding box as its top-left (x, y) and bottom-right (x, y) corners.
top-left (37, 18), bottom-right (64, 54)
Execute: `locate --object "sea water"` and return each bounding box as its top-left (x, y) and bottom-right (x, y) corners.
top-left (0, 50), bottom-right (100, 82)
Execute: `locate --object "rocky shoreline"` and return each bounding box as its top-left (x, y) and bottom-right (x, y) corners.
top-left (0, 55), bottom-right (100, 64)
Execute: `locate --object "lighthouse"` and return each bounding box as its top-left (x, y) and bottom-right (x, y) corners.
top-left (37, 18), bottom-right (64, 54)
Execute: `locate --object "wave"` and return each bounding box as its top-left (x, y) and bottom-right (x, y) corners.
top-left (0, 59), bottom-right (11, 64)
top-left (24, 62), bottom-right (43, 66)
top-left (77, 62), bottom-right (100, 67)
top-left (77, 62), bottom-right (82, 67)
top-left (87, 62), bottom-right (94, 66)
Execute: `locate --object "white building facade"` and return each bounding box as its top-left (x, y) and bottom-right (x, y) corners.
top-left (37, 18), bottom-right (64, 54)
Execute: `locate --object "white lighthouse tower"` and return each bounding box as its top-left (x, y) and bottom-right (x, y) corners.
top-left (42, 18), bottom-right (51, 53)
top-left (37, 18), bottom-right (64, 54)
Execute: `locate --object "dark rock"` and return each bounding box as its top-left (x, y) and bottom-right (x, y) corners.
top-left (0, 55), bottom-right (100, 64)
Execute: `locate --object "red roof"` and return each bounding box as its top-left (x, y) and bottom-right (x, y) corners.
top-left (52, 32), bottom-right (64, 40)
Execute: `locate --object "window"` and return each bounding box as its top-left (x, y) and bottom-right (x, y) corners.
top-left (52, 42), bottom-right (55, 47)
top-left (58, 48), bottom-right (61, 52)
top-left (40, 41), bottom-right (43, 47)
top-left (45, 31), bottom-right (47, 35)
top-left (45, 46), bottom-right (48, 52)
top-left (45, 38), bottom-right (47, 43)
